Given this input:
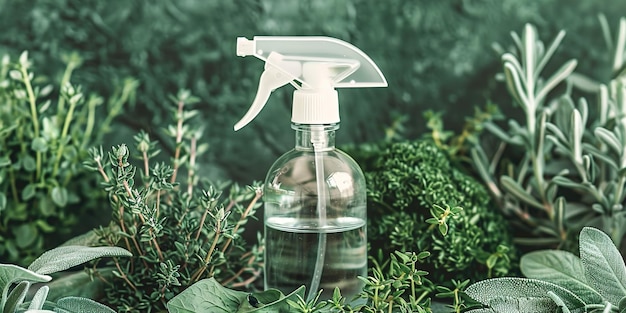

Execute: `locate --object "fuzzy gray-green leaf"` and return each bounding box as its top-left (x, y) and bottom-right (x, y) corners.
top-left (465, 277), bottom-right (584, 311)
top-left (55, 297), bottom-right (116, 313)
top-left (4, 281), bottom-right (30, 313)
top-left (580, 227), bottom-right (626, 306)
top-left (28, 246), bottom-right (132, 275)
top-left (167, 277), bottom-right (248, 313)
top-left (28, 285), bottom-right (49, 310)
top-left (0, 265), bottom-right (50, 311)
top-left (521, 250), bottom-right (602, 304)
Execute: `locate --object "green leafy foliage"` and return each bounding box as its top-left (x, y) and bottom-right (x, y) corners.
top-left (348, 139), bottom-right (516, 285)
top-left (465, 227), bottom-right (626, 312)
top-left (0, 51), bottom-right (136, 265)
top-left (0, 245), bottom-right (130, 313)
top-left (471, 17), bottom-right (626, 254)
top-left (87, 91), bottom-right (264, 313)
top-left (167, 277), bottom-right (305, 313)
top-left (2, 1), bottom-right (623, 183)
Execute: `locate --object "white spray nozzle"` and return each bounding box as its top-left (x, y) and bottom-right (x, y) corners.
top-left (234, 36), bottom-right (387, 130)
top-left (236, 37), bottom-right (255, 57)
top-left (234, 53), bottom-right (300, 131)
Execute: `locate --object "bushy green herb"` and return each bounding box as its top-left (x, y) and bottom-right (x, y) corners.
top-left (465, 227), bottom-right (625, 312)
top-left (0, 244), bottom-right (130, 313)
top-left (471, 17), bottom-right (626, 253)
top-left (0, 51), bottom-right (136, 265)
top-left (175, 249), bottom-right (476, 312)
top-left (86, 90), bottom-right (263, 313)
top-left (350, 139), bottom-right (516, 284)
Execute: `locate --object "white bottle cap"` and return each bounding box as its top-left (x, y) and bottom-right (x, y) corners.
top-left (292, 89), bottom-right (339, 124)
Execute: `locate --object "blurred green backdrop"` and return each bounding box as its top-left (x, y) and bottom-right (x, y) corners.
top-left (0, 0), bottom-right (624, 183)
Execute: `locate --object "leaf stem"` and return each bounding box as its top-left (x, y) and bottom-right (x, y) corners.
top-left (170, 100), bottom-right (184, 184)
top-left (21, 65), bottom-right (41, 180)
top-left (191, 218), bottom-right (221, 282)
top-left (52, 90), bottom-right (78, 177)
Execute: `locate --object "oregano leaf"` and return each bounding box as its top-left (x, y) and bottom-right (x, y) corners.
top-left (28, 246), bottom-right (132, 275)
top-left (51, 186), bottom-right (68, 207)
top-left (579, 227), bottom-right (626, 306)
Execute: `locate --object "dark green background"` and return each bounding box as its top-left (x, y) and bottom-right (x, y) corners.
top-left (0, 0), bottom-right (622, 183)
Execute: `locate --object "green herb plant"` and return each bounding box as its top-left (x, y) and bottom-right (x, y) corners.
top-left (465, 227), bottom-right (626, 312)
top-left (351, 139), bottom-right (516, 284)
top-left (0, 244), bottom-right (131, 313)
top-left (86, 90), bottom-right (264, 313)
top-left (471, 18), bottom-right (626, 253)
top-left (0, 51), bottom-right (136, 266)
top-left (167, 248), bottom-right (470, 312)
top-left (423, 103), bottom-right (502, 159)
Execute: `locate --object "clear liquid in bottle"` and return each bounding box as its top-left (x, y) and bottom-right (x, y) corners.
top-left (264, 215), bottom-right (367, 300)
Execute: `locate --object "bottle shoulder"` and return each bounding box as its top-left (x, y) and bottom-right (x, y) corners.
top-left (265, 148), bottom-right (365, 189)
top-left (269, 148), bottom-right (363, 172)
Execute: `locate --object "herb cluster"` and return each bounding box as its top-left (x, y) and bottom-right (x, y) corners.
top-left (466, 227), bottom-right (626, 312)
top-left (86, 91), bottom-right (263, 312)
top-left (471, 17), bottom-right (626, 254)
top-left (0, 244), bottom-right (131, 313)
top-left (0, 51), bottom-right (136, 265)
top-left (349, 139), bottom-right (516, 284)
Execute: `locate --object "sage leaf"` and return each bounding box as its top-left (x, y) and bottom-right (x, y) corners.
top-left (167, 278), bottom-right (248, 313)
top-left (240, 287), bottom-right (305, 313)
top-left (491, 295), bottom-right (557, 313)
top-left (466, 277), bottom-right (585, 312)
top-left (579, 227), bottom-right (626, 306)
top-left (0, 264), bottom-right (51, 310)
top-left (5, 281), bottom-right (30, 313)
top-left (521, 250), bottom-right (602, 304)
top-left (28, 246), bottom-right (132, 275)
top-left (55, 297), bottom-right (116, 313)
top-left (167, 277), bottom-right (305, 313)
top-left (28, 285), bottom-right (49, 310)
top-left (619, 296), bottom-right (626, 313)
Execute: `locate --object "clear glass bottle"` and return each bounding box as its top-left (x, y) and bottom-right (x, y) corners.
top-left (263, 123), bottom-right (367, 300)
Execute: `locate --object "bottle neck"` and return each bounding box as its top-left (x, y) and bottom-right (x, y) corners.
top-left (293, 124), bottom-right (338, 151)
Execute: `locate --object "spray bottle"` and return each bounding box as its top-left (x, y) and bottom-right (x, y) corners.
top-left (234, 36), bottom-right (387, 300)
